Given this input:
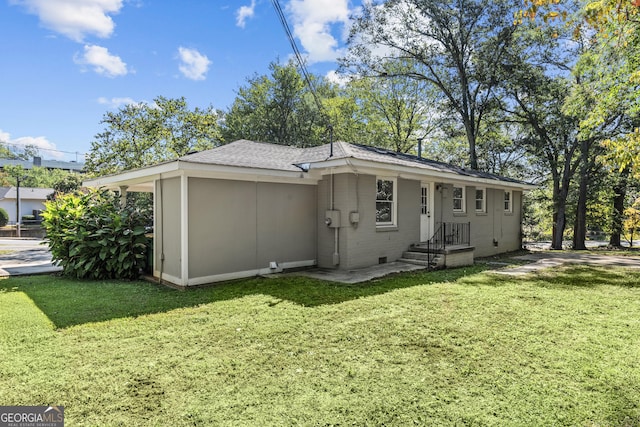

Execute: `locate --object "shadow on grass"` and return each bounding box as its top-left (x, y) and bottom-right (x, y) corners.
top-left (531, 266), bottom-right (640, 289)
top-left (0, 265), bottom-right (488, 329)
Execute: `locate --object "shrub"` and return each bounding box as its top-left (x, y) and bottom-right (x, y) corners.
top-left (42, 189), bottom-right (150, 280)
top-left (0, 208), bottom-right (8, 227)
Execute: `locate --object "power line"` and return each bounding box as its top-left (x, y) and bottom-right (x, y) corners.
top-left (270, 0), bottom-right (328, 124)
top-left (0, 140), bottom-right (85, 159)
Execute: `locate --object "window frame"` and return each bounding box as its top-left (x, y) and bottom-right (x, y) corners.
top-left (475, 187), bottom-right (486, 213)
top-left (376, 177), bottom-right (397, 227)
top-left (452, 185), bottom-right (466, 213)
top-left (504, 190), bottom-right (513, 213)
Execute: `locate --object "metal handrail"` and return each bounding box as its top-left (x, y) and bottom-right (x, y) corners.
top-left (426, 222), bottom-right (470, 251)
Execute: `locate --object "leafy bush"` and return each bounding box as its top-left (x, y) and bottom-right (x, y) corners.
top-left (0, 208), bottom-right (8, 227)
top-left (42, 189), bottom-right (150, 280)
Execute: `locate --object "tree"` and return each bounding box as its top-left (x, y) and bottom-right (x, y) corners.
top-left (222, 60), bottom-right (327, 147)
top-left (0, 140), bottom-right (39, 160)
top-left (344, 60), bottom-right (442, 154)
top-left (86, 96), bottom-right (221, 176)
top-left (341, 0), bottom-right (520, 170)
top-left (520, 0), bottom-right (640, 178)
top-left (0, 164), bottom-right (82, 189)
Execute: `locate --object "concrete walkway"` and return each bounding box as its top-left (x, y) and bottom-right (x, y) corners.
top-left (294, 262), bottom-right (427, 284)
top-left (491, 251), bottom-right (640, 276)
top-left (0, 238), bottom-right (62, 277)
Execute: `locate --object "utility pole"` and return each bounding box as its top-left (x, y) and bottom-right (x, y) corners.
top-left (15, 174), bottom-right (26, 238)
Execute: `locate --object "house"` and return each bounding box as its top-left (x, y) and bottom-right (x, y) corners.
top-left (84, 140), bottom-right (535, 287)
top-left (0, 187), bottom-right (53, 224)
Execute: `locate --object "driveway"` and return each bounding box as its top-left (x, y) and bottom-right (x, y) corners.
top-left (492, 251), bottom-right (640, 276)
top-left (0, 238), bottom-right (62, 276)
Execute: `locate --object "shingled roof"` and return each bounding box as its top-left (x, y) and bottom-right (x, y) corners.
top-left (178, 139), bottom-right (530, 186)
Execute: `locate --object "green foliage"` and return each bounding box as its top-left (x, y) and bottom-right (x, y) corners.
top-left (0, 164), bottom-right (83, 189)
top-left (342, 0), bottom-right (521, 169)
top-left (41, 189), bottom-right (150, 280)
top-left (0, 208), bottom-right (8, 227)
top-left (52, 173), bottom-right (81, 195)
top-left (344, 59), bottom-right (442, 154)
top-left (222, 60), bottom-right (327, 147)
top-left (86, 96), bottom-right (222, 176)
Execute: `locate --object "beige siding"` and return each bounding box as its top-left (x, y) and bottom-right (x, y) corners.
top-left (434, 183), bottom-right (522, 257)
top-left (155, 177), bottom-right (182, 280)
top-left (317, 173), bottom-right (420, 269)
top-left (187, 178), bottom-right (316, 280)
top-left (255, 182), bottom-right (317, 266)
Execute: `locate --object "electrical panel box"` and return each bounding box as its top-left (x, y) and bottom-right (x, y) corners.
top-left (349, 211), bottom-right (360, 224)
top-left (325, 210), bottom-right (341, 228)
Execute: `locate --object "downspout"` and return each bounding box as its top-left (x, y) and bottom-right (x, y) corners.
top-left (158, 174), bottom-right (164, 283)
top-left (331, 169), bottom-right (340, 266)
top-left (329, 127), bottom-right (339, 266)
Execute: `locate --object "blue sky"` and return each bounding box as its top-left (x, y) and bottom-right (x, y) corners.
top-left (0, 0), bottom-right (361, 162)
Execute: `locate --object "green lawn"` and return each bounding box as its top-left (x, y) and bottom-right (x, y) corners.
top-left (1, 265), bottom-right (639, 426)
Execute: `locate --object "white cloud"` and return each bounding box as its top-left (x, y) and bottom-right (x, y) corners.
top-left (177, 47), bottom-right (211, 81)
top-left (11, 0), bottom-right (123, 42)
top-left (97, 96), bottom-right (138, 108)
top-left (75, 44), bottom-right (128, 77)
top-left (287, 0), bottom-right (351, 63)
top-left (0, 129), bottom-right (64, 159)
top-left (236, 0), bottom-right (256, 28)
top-left (325, 70), bottom-right (351, 87)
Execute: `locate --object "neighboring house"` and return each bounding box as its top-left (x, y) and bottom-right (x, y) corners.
top-left (84, 140), bottom-right (535, 288)
top-left (0, 187), bottom-right (53, 224)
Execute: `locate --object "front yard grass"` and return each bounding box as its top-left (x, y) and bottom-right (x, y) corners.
top-left (1, 265), bottom-right (639, 426)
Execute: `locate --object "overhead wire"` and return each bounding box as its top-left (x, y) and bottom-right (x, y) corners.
top-left (270, 0), bottom-right (332, 134)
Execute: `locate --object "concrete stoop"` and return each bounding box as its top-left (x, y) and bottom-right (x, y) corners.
top-left (398, 250), bottom-right (444, 269)
top-left (399, 244), bottom-right (475, 269)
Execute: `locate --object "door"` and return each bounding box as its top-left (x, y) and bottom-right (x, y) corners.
top-left (420, 183), bottom-right (432, 241)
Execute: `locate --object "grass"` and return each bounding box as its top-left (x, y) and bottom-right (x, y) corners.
top-left (1, 265), bottom-right (640, 426)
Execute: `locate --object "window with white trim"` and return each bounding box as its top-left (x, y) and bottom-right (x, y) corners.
top-left (504, 190), bottom-right (512, 213)
top-left (475, 188), bottom-right (486, 213)
top-left (376, 177), bottom-right (397, 226)
top-left (453, 185), bottom-right (465, 212)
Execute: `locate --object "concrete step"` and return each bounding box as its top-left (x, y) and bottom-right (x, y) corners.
top-left (401, 251), bottom-right (432, 261)
top-left (398, 258), bottom-right (433, 267)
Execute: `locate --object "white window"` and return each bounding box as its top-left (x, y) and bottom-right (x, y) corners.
top-left (475, 188), bottom-right (486, 213)
top-left (453, 185), bottom-right (465, 213)
top-left (376, 177), bottom-right (397, 226)
top-left (504, 190), bottom-right (512, 213)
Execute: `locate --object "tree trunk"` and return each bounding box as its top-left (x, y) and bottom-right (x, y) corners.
top-left (463, 119), bottom-right (478, 170)
top-left (609, 168), bottom-right (628, 247)
top-left (552, 204), bottom-right (566, 250)
top-left (572, 139), bottom-right (589, 250)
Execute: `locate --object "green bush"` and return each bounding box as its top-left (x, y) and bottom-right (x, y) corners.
top-left (0, 208), bottom-right (8, 227)
top-left (42, 189), bottom-right (150, 280)
top-left (21, 214), bottom-right (36, 221)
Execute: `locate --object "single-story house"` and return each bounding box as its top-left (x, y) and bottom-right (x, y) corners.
top-left (84, 140), bottom-right (535, 287)
top-left (0, 187), bottom-right (53, 224)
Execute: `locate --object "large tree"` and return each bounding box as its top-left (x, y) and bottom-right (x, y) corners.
top-left (86, 96), bottom-right (221, 176)
top-left (520, 0), bottom-right (640, 177)
top-left (344, 62), bottom-right (442, 153)
top-left (341, 0), bottom-right (520, 170)
top-left (222, 60), bottom-right (327, 147)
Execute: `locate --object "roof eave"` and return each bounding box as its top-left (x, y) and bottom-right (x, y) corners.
top-left (307, 157), bottom-right (536, 190)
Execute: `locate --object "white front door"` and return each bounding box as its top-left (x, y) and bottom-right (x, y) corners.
top-left (420, 183), bottom-right (432, 242)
